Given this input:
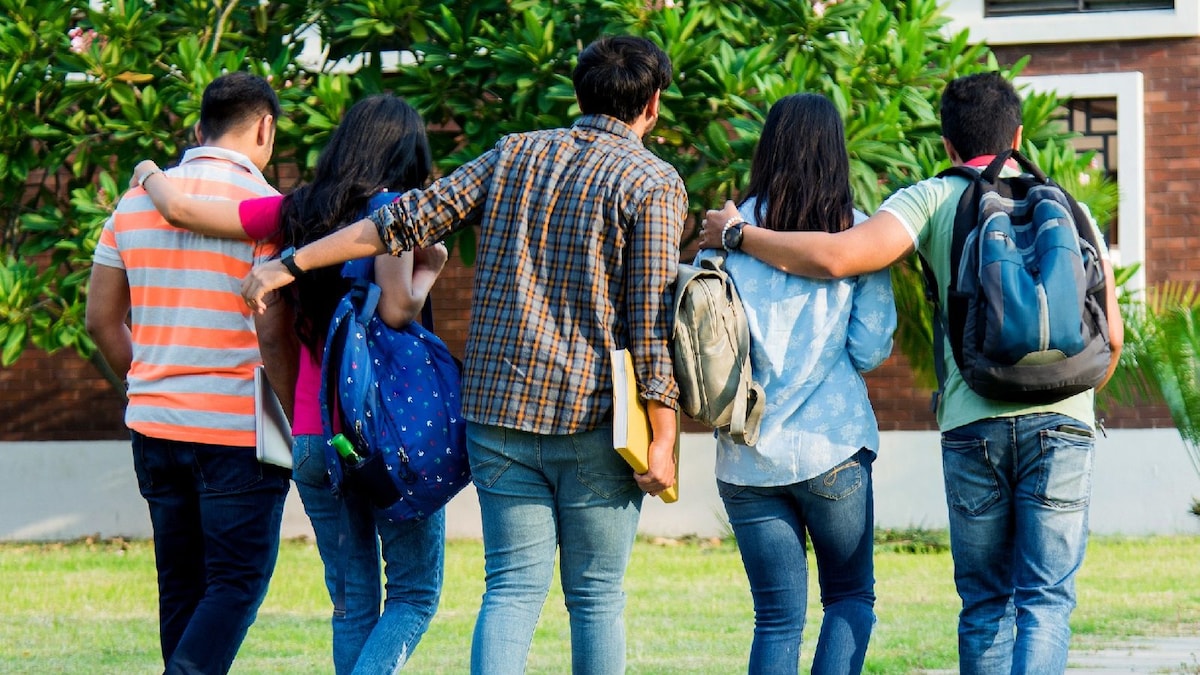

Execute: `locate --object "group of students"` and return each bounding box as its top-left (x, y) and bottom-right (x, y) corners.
top-left (87, 30), bottom-right (1122, 675)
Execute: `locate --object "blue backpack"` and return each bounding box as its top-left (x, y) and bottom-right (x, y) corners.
top-left (922, 150), bottom-right (1113, 405)
top-left (319, 196), bottom-right (470, 522)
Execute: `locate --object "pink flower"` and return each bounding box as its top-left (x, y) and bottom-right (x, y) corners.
top-left (1078, 172), bottom-right (1091, 186)
top-left (68, 27), bottom-right (98, 55)
top-left (813, 2), bottom-right (827, 18)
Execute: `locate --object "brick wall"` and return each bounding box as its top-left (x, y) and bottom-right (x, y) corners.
top-left (6, 36), bottom-right (1194, 439)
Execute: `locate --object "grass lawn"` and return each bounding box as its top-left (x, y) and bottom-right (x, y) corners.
top-left (1, 533), bottom-right (1197, 673)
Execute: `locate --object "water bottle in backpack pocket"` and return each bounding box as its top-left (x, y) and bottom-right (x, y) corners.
top-left (320, 256), bottom-right (470, 522)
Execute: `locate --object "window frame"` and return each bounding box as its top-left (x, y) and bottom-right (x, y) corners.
top-left (945, 0), bottom-right (1197, 43)
top-left (1015, 72), bottom-right (1146, 291)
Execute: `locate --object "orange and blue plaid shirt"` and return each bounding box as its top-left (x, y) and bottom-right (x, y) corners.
top-left (370, 114), bottom-right (687, 435)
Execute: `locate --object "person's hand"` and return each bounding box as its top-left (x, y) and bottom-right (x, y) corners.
top-left (413, 242), bottom-right (448, 275)
top-left (130, 160), bottom-right (162, 189)
top-left (241, 260), bottom-right (294, 314)
top-left (698, 200), bottom-right (741, 249)
top-left (633, 438), bottom-right (677, 499)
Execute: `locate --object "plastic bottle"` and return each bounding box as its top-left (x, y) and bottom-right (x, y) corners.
top-left (330, 434), bottom-right (362, 465)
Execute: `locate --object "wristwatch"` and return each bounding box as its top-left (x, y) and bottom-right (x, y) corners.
top-left (722, 218), bottom-right (746, 252)
top-left (279, 246), bottom-right (304, 277)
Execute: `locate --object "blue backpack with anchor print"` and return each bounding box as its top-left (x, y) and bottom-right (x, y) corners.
top-left (319, 197), bottom-right (470, 522)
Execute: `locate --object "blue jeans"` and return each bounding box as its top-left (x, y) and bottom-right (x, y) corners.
top-left (130, 431), bottom-right (290, 674)
top-left (466, 422), bottom-right (644, 675)
top-left (941, 413), bottom-right (1094, 675)
top-left (293, 434), bottom-right (444, 675)
top-left (718, 450), bottom-right (876, 675)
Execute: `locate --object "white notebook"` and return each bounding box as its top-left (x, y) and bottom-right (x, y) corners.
top-left (254, 366), bottom-right (293, 469)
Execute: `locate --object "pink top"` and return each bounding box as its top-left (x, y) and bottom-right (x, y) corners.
top-left (238, 195), bottom-right (326, 435)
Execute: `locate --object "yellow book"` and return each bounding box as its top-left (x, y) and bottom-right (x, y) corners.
top-left (611, 348), bottom-right (679, 503)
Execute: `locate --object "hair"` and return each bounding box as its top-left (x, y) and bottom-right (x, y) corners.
top-left (275, 95), bottom-right (432, 352)
top-left (940, 72), bottom-right (1023, 162)
top-left (740, 93), bottom-right (855, 234)
top-left (572, 35), bottom-right (672, 123)
top-left (197, 72), bottom-right (282, 141)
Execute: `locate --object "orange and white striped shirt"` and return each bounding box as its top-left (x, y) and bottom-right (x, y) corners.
top-left (92, 147), bottom-right (279, 447)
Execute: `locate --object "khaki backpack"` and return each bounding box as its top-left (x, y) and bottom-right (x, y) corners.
top-left (671, 253), bottom-right (765, 446)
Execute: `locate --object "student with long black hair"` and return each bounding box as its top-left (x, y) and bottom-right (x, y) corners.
top-left (698, 93), bottom-right (896, 674)
top-left (131, 94), bottom-right (447, 674)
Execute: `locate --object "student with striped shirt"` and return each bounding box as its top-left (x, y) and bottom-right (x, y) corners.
top-left (241, 36), bottom-right (687, 675)
top-left (86, 72), bottom-right (292, 675)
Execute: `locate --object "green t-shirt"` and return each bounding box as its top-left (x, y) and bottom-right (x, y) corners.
top-left (878, 169), bottom-right (1106, 432)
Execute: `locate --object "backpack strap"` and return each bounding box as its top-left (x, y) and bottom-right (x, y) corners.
top-left (698, 254), bottom-right (764, 446)
top-left (926, 152), bottom-right (1012, 409)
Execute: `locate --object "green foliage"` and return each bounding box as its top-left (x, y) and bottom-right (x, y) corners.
top-left (1104, 276), bottom-right (1200, 478)
top-left (0, 0), bottom-right (1118, 399)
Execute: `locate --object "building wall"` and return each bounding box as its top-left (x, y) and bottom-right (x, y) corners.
top-left (4, 428), bottom-right (1197, 541)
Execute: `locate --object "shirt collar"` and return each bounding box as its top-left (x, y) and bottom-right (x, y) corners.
top-left (963, 154), bottom-right (1020, 172)
top-left (573, 114), bottom-right (643, 143)
top-left (180, 145), bottom-right (267, 182)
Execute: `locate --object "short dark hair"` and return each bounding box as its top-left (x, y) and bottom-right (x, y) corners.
top-left (940, 72), bottom-right (1023, 162)
top-left (572, 36), bottom-right (672, 123)
top-left (197, 72), bottom-right (282, 142)
top-left (742, 93), bottom-right (854, 234)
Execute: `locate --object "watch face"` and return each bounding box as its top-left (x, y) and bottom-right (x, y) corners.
top-left (724, 223), bottom-right (743, 250)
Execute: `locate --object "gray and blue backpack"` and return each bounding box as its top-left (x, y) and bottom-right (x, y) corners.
top-left (921, 149), bottom-right (1113, 405)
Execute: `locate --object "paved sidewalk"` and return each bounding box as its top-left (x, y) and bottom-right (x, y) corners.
top-left (923, 637), bottom-right (1200, 674)
top-left (1068, 637), bottom-right (1200, 673)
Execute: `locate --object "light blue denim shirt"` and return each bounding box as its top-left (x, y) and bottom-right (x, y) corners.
top-left (700, 200), bottom-right (897, 486)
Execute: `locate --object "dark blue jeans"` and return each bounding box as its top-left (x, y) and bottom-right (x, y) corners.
top-left (718, 450), bottom-right (876, 675)
top-left (131, 431), bottom-right (290, 674)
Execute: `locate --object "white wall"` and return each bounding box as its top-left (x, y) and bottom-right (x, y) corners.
top-left (2, 429), bottom-right (1197, 541)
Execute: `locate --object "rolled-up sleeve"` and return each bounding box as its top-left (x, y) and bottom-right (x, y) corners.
top-left (369, 148), bottom-right (499, 254)
top-left (628, 181), bottom-right (688, 407)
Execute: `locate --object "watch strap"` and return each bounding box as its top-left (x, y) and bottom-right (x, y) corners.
top-left (280, 246), bottom-right (304, 277)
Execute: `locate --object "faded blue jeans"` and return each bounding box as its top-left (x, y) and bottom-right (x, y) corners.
top-left (293, 434), bottom-right (444, 675)
top-left (718, 449), bottom-right (876, 675)
top-left (941, 413), bottom-right (1094, 675)
top-left (465, 422), bottom-right (644, 675)
top-left (130, 431), bottom-right (290, 675)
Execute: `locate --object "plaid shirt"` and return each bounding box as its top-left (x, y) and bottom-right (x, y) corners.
top-left (370, 115), bottom-right (687, 435)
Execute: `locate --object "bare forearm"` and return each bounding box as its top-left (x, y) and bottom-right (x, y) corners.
top-left (739, 227), bottom-right (843, 278)
top-left (254, 294), bottom-right (299, 422)
top-left (1097, 260), bottom-right (1125, 390)
top-left (91, 327), bottom-right (133, 381)
top-left (293, 218), bottom-right (385, 271)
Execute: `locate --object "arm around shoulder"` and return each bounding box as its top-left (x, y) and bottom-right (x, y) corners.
top-left (136, 161), bottom-right (249, 239)
top-left (738, 210), bottom-right (915, 278)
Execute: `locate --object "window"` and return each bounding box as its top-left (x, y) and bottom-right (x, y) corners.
top-left (945, 0), bottom-right (1197, 43)
top-left (1055, 97), bottom-right (1120, 246)
top-left (985, 0), bottom-right (1173, 17)
top-left (1015, 72), bottom-right (1145, 290)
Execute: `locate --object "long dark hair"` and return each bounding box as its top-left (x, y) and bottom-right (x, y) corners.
top-left (276, 95), bottom-right (432, 352)
top-left (741, 93), bottom-right (854, 234)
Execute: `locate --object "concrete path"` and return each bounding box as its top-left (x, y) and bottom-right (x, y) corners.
top-left (923, 637), bottom-right (1200, 674)
top-left (1067, 637), bottom-right (1200, 673)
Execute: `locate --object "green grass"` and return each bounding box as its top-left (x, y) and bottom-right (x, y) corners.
top-left (1, 533), bottom-right (1197, 673)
